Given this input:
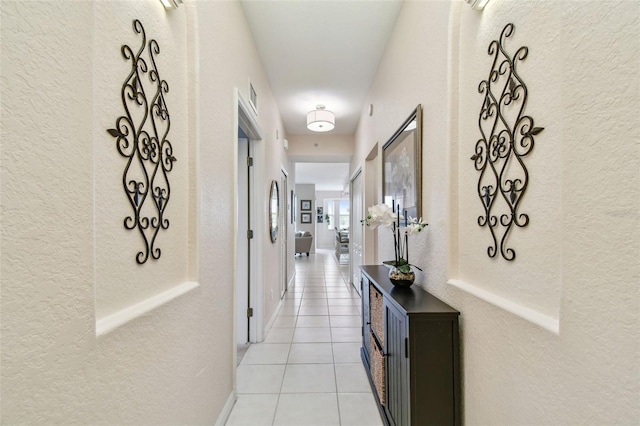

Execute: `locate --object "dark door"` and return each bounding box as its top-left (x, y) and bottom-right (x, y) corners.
top-left (385, 301), bottom-right (409, 426)
top-left (361, 275), bottom-right (371, 364)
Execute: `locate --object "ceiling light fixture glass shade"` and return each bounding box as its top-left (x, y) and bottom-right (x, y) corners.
top-left (307, 105), bottom-right (335, 132)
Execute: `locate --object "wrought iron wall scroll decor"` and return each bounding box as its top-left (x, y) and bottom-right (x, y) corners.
top-left (107, 19), bottom-right (176, 264)
top-left (470, 23), bottom-right (544, 261)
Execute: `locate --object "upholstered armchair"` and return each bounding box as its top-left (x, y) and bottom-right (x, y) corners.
top-left (295, 231), bottom-right (313, 256)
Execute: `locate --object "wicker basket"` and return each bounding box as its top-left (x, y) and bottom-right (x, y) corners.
top-left (369, 284), bottom-right (384, 345)
top-left (370, 332), bottom-right (386, 406)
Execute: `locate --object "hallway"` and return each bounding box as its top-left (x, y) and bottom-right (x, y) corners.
top-left (226, 250), bottom-right (382, 426)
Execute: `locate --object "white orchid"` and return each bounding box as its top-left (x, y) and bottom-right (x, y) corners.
top-left (365, 203), bottom-right (396, 229)
top-left (364, 203), bottom-right (428, 273)
top-left (405, 217), bottom-right (427, 236)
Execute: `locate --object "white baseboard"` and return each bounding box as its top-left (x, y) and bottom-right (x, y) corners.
top-left (214, 391), bottom-right (237, 426)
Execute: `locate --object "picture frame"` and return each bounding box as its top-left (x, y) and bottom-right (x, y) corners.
top-left (301, 199), bottom-right (312, 211)
top-left (301, 212), bottom-right (312, 223)
top-left (382, 105), bottom-right (422, 219)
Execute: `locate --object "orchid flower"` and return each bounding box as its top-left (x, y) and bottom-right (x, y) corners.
top-left (364, 203), bottom-right (428, 273)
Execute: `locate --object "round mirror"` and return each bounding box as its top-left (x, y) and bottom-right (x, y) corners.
top-left (269, 180), bottom-right (279, 243)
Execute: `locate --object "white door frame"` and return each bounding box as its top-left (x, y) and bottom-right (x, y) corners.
top-left (235, 90), bottom-right (265, 344)
top-left (280, 168), bottom-right (288, 299)
top-left (349, 167), bottom-right (363, 291)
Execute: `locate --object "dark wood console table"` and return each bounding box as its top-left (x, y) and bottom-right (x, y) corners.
top-left (360, 265), bottom-right (461, 426)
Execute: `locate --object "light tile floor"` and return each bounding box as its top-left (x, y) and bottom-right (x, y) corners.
top-left (227, 249), bottom-right (383, 426)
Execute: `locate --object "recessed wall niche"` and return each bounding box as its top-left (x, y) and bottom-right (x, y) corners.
top-left (451, 19), bottom-right (560, 334)
top-left (95, 12), bottom-right (191, 331)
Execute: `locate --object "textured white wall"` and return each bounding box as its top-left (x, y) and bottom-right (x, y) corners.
top-left (1, 0), bottom-right (284, 423)
top-left (354, 0), bottom-right (639, 424)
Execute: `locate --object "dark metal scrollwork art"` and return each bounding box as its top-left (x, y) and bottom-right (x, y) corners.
top-left (107, 19), bottom-right (176, 264)
top-left (470, 23), bottom-right (543, 261)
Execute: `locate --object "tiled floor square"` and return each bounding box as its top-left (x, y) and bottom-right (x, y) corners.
top-left (298, 306), bottom-right (329, 316)
top-left (334, 363), bottom-right (371, 392)
top-left (303, 286), bottom-right (327, 292)
top-left (281, 364), bottom-right (336, 393)
top-left (288, 343), bottom-right (334, 364)
top-left (281, 299), bottom-right (301, 308)
top-left (326, 292), bottom-right (358, 299)
top-left (330, 315), bottom-right (361, 328)
top-left (225, 394), bottom-right (279, 426)
top-left (236, 364), bottom-right (285, 394)
top-left (337, 393), bottom-right (383, 426)
top-left (272, 315), bottom-right (297, 328)
top-left (300, 299), bottom-right (328, 307)
top-left (331, 327), bottom-right (361, 342)
top-left (300, 293), bottom-right (327, 299)
top-left (264, 327), bottom-right (295, 343)
top-left (296, 315), bottom-right (330, 328)
top-left (278, 305), bottom-right (300, 316)
top-left (327, 298), bottom-right (359, 306)
top-left (329, 306), bottom-right (360, 316)
top-left (332, 342), bottom-right (362, 363)
top-left (293, 327), bottom-right (331, 343)
top-left (273, 393), bottom-right (340, 426)
top-left (241, 343), bottom-right (290, 365)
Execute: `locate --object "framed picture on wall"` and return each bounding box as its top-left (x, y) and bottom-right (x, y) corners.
top-left (301, 212), bottom-right (312, 223)
top-left (301, 200), bottom-right (312, 211)
top-left (382, 104), bottom-right (422, 219)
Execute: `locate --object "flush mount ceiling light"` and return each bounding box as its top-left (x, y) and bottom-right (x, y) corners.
top-left (307, 105), bottom-right (335, 132)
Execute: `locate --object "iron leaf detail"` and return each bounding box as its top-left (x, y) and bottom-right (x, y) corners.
top-left (107, 128), bottom-right (123, 138)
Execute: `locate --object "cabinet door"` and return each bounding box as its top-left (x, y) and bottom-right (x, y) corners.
top-left (361, 275), bottom-right (371, 363)
top-left (384, 301), bottom-right (409, 426)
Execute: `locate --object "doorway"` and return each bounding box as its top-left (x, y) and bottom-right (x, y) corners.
top-left (236, 135), bottom-right (251, 344)
top-left (235, 91), bottom-right (264, 348)
top-left (350, 169), bottom-right (363, 292)
top-left (280, 169), bottom-right (288, 298)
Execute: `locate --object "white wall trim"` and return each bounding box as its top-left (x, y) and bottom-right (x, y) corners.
top-left (238, 90), bottom-right (264, 140)
top-left (96, 281), bottom-right (200, 336)
top-left (214, 392), bottom-right (237, 426)
top-left (236, 88), bottom-right (266, 344)
top-left (447, 279), bottom-right (560, 334)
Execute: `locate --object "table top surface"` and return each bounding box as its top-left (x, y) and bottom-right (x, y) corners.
top-left (360, 265), bottom-right (460, 315)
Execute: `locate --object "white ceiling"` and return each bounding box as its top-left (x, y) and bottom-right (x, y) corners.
top-left (241, 1), bottom-right (403, 191)
top-left (241, 0), bottom-right (404, 136)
